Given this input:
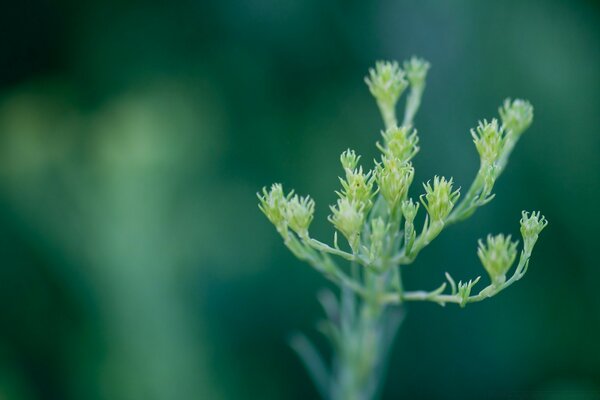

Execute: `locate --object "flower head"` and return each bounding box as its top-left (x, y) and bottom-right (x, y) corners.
top-left (365, 61), bottom-right (408, 106)
top-left (499, 98), bottom-right (533, 138)
top-left (258, 183), bottom-right (290, 230)
top-left (520, 211), bottom-right (548, 254)
top-left (338, 166), bottom-right (376, 210)
top-left (471, 119), bottom-right (504, 166)
top-left (285, 194), bottom-right (315, 237)
top-left (377, 125), bottom-right (419, 162)
top-left (403, 57), bottom-right (430, 89)
top-left (340, 148), bottom-right (360, 171)
top-left (375, 157), bottom-right (415, 211)
top-left (477, 234), bottom-right (518, 285)
top-left (401, 198), bottom-right (419, 224)
top-left (329, 198), bottom-right (365, 251)
top-left (420, 176), bottom-right (460, 222)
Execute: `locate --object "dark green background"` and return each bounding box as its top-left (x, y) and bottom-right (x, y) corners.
top-left (0, 0), bottom-right (598, 399)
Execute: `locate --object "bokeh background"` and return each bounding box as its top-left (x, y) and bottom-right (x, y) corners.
top-left (0, 0), bottom-right (599, 399)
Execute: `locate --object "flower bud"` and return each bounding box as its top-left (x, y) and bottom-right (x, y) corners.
top-left (338, 166), bottom-right (376, 210)
top-left (285, 194), bottom-right (315, 237)
top-left (477, 234), bottom-right (518, 285)
top-left (328, 198), bottom-right (365, 251)
top-left (257, 183), bottom-right (289, 230)
top-left (365, 61), bottom-right (408, 106)
top-left (403, 57), bottom-right (430, 89)
top-left (401, 198), bottom-right (419, 253)
top-left (420, 176), bottom-right (460, 222)
top-left (520, 211), bottom-right (548, 254)
top-left (471, 119), bottom-right (504, 166)
top-left (401, 198), bottom-right (419, 224)
top-left (340, 148), bottom-right (360, 171)
top-left (499, 98), bottom-right (533, 137)
top-left (377, 125), bottom-right (419, 162)
top-left (375, 157), bottom-right (415, 211)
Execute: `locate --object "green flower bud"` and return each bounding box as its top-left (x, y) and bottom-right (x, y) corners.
top-left (340, 148), bottom-right (360, 171)
top-left (403, 56), bottom-right (430, 89)
top-left (377, 125), bottom-right (419, 162)
top-left (285, 194), bottom-right (315, 238)
top-left (257, 183), bottom-right (289, 230)
top-left (375, 157), bottom-right (415, 211)
top-left (420, 176), bottom-right (460, 222)
top-left (365, 61), bottom-right (408, 106)
top-left (401, 198), bottom-right (419, 253)
top-left (338, 166), bottom-right (376, 210)
top-left (401, 198), bottom-right (419, 224)
top-left (328, 198), bottom-right (365, 251)
top-left (499, 98), bottom-right (533, 137)
top-left (520, 211), bottom-right (548, 254)
top-left (477, 234), bottom-right (518, 285)
top-left (471, 119), bottom-right (504, 166)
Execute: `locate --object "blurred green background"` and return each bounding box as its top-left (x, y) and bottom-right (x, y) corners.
top-left (0, 0), bottom-right (599, 399)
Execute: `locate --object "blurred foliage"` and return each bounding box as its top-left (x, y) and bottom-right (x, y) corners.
top-left (0, 0), bottom-right (599, 399)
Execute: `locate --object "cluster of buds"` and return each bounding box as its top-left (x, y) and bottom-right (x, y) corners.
top-left (471, 119), bottom-right (505, 167)
top-left (258, 184), bottom-right (315, 238)
top-left (499, 98), bottom-right (534, 138)
top-left (377, 125), bottom-right (419, 163)
top-left (329, 198), bottom-right (365, 252)
top-left (375, 156), bottom-right (415, 212)
top-left (420, 176), bottom-right (460, 223)
top-left (477, 234), bottom-right (518, 286)
top-left (520, 211), bottom-right (548, 254)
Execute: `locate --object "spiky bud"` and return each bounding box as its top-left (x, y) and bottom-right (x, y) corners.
top-left (329, 198), bottom-right (365, 251)
top-left (365, 61), bottom-right (408, 106)
top-left (338, 166), bottom-right (376, 211)
top-left (340, 148), bottom-right (360, 171)
top-left (403, 57), bottom-right (430, 89)
top-left (499, 98), bottom-right (533, 138)
top-left (471, 119), bottom-right (504, 166)
top-left (377, 125), bottom-right (419, 162)
top-left (285, 194), bottom-right (315, 238)
top-left (375, 157), bottom-right (415, 211)
top-left (420, 176), bottom-right (460, 222)
top-left (257, 184), bottom-right (290, 231)
top-left (477, 234), bottom-right (518, 285)
top-left (520, 211), bottom-right (548, 254)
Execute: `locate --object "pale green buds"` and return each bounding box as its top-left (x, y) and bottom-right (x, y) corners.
top-left (477, 234), bottom-right (518, 285)
top-left (286, 194), bottom-right (315, 237)
top-left (401, 198), bottom-right (419, 224)
top-left (375, 157), bottom-right (415, 211)
top-left (365, 61), bottom-right (408, 106)
top-left (403, 57), bottom-right (430, 88)
top-left (471, 119), bottom-right (504, 166)
top-left (329, 198), bottom-right (365, 251)
top-left (377, 125), bottom-right (419, 162)
top-left (258, 184), bottom-right (315, 238)
top-left (338, 166), bottom-right (376, 210)
top-left (420, 176), bottom-right (460, 222)
top-left (401, 198), bottom-right (419, 253)
top-left (520, 211), bottom-right (548, 254)
top-left (340, 148), bottom-right (360, 171)
top-left (499, 98), bottom-right (533, 138)
top-left (258, 183), bottom-right (289, 230)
